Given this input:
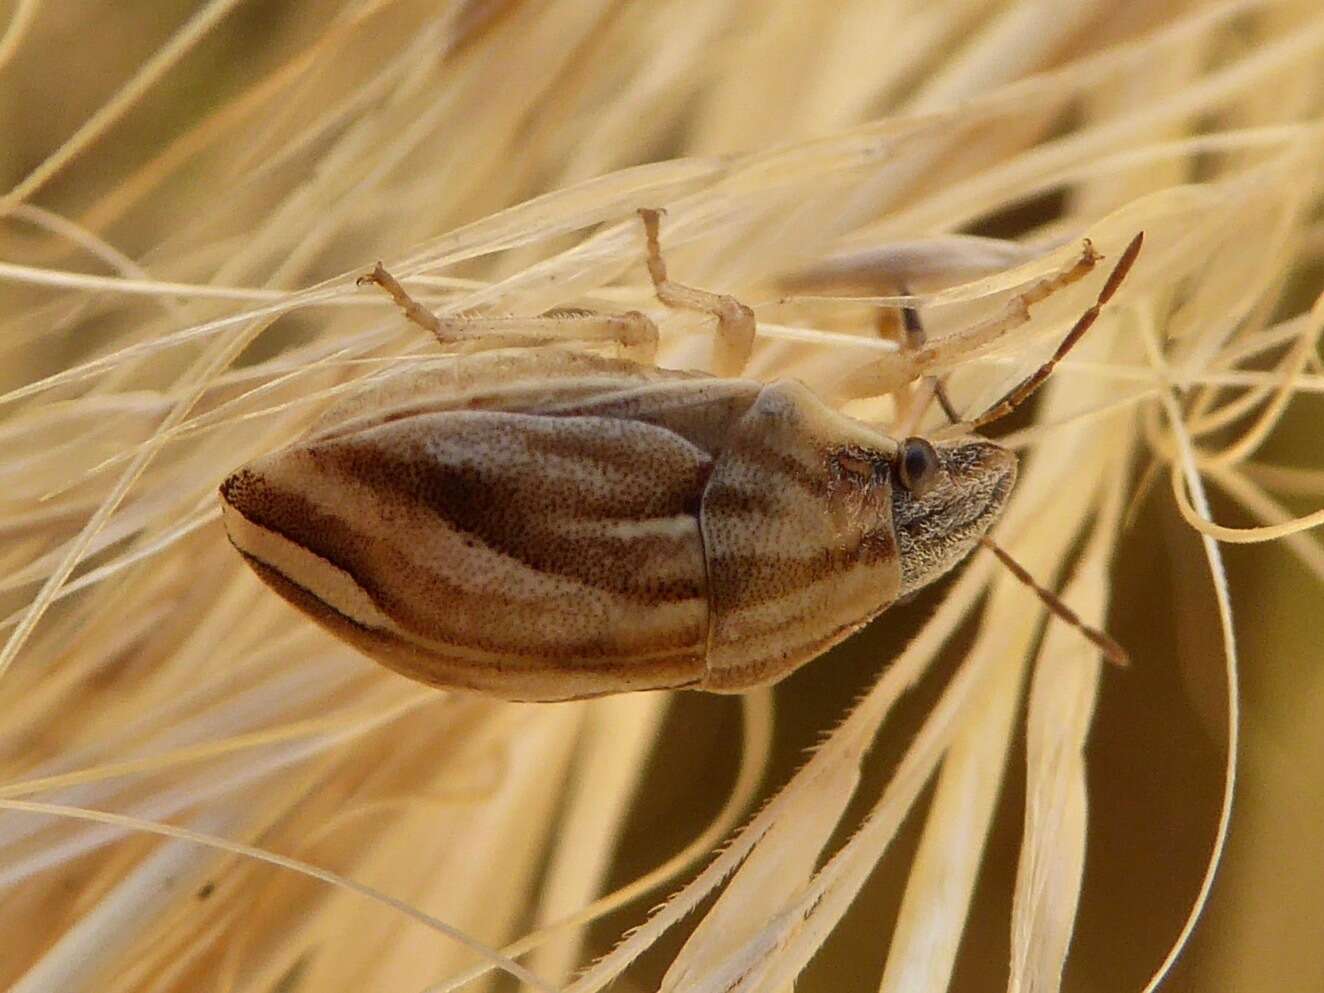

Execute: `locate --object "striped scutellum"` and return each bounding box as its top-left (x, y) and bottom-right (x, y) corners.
top-left (221, 211), bottom-right (1141, 701)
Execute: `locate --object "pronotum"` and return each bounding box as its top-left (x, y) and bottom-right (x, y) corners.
top-left (220, 210), bottom-right (1142, 701)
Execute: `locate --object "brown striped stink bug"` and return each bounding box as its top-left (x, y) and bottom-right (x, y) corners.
top-left (220, 210), bottom-right (1141, 701)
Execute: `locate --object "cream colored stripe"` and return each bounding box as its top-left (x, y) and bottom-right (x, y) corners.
top-left (220, 502), bottom-right (398, 633)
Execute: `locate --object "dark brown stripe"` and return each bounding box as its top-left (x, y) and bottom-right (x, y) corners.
top-left (708, 537), bottom-right (896, 613)
top-left (699, 480), bottom-right (781, 518)
top-left (231, 479), bottom-right (700, 660)
top-left (237, 549), bottom-right (704, 701)
top-left (320, 414), bottom-right (711, 603)
top-left (221, 468), bottom-right (409, 620)
top-left (726, 438), bottom-right (829, 497)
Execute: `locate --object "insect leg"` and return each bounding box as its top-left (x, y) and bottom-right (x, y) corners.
top-left (965, 232), bottom-right (1143, 430)
top-left (896, 284), bottom-right (961, 426)
top-left (638, 208), bottom-right (756, 377)
top-left (358, 263), bottom-right (658, 360)
top-left (910, 239), bottom-right (1108, 376)
top-left (866, 278), bottom-right (962, 437)
top-left (358, 263), bottom-right (446, 339)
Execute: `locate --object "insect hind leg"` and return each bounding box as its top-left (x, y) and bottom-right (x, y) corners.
top-left (358, 262), bottom-right (658, 361)
top-left (638, 208), bottom-right (756, 377)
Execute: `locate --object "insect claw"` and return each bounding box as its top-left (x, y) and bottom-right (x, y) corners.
top-left (357, 261), bottom-right (450, 340)
top-left (356, 262), bottom-right (389, 288)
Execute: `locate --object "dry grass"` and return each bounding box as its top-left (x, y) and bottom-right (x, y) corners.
top-left (1, 1), bottom-right (1323, 991)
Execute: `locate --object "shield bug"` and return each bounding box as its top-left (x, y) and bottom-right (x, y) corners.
top-left (220, 211), bottom-right (1141, 701)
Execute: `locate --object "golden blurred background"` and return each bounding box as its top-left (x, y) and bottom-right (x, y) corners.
top-left (1, 2), bottom-right (1322, 992)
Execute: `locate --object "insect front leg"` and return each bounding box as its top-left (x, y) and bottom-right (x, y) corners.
top-left (908, 239), bottom-right (1106, 375)
top-left (793, 235), bottom-right (1074, 417)
top-left (827, 234), bottom-right (1141, 436)
top-left (958, 232), bottom-right (1144, 430)
top-left (787, 233), bottom-right (1059, 414)
top-left (357, 262), bottom-right (659, 362)
top-left (638, 208), bottom-right (756, 377)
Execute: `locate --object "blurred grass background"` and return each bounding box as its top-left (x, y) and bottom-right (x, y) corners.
top-left (1, 2), bottom-right (1322, 991)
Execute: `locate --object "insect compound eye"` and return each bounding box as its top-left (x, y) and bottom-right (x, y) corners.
top-left (897, 437), bottom-right (940, 497)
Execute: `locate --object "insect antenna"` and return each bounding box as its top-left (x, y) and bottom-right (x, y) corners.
top-left (965, 232), bottom-right (1144, 431)
top-left (978, 536), bottom-right (1129, 667)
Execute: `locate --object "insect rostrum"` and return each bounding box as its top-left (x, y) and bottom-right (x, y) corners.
top-left (220, 213), bottom-right (1137, 700)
